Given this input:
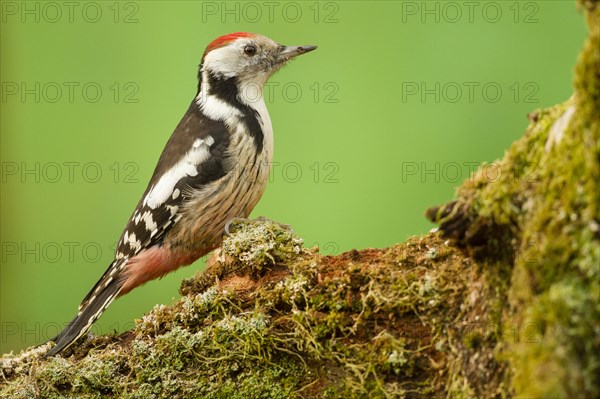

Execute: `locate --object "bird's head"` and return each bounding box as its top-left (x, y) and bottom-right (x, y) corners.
top-left (199, 32), bottom-right (317, 87)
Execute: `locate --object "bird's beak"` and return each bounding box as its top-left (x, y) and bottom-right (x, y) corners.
top-left (277, 45), bottom-right (318, 62)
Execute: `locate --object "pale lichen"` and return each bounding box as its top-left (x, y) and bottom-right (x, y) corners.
top-left (2, 217), bottom-right (487, 398)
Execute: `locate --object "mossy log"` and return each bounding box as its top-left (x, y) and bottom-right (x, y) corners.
top-left (1, 1), bottom-right (598, 398)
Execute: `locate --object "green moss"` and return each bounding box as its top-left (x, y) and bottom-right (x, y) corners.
top-left (2, 219), bottom-right (498, 398)
top-left (221, 218), bottom-right (304, 270)
top-left (428, 2), bottom-right (599, 396)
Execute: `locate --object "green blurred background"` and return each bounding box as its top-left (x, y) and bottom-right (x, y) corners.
top-left (0, 1), bottom-right (587, 353)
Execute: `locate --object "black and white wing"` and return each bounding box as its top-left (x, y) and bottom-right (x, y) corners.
top-left (47, 101), bottom-right (231, 356)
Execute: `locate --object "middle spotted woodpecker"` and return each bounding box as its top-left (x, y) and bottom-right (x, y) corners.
top-left (46, 32), bottom-right (317, 356)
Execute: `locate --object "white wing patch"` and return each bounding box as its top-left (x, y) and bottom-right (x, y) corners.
top-left (141, 210), bottom-right (157, 231)
top-left (167, 205), bottom-right (178, 215)
top-left (124, 231), bottom-right (141, 252)
top-left (201, 45), bottom-right (245, 79)
top-left (143, 139), bottom-right (213, 209)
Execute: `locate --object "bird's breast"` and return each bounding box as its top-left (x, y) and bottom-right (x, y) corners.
top-left (164, 114), bottom-right (273, 258)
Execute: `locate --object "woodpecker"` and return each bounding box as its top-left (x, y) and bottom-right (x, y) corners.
top-left (46, 33), bottom-right (317, 356)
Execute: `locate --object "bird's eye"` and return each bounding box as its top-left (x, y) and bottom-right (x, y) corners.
top-left (244, 45), bottom-right (257, 56)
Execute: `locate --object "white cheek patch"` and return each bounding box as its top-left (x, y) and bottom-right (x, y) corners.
top-left (202, 45), bottom-right (243, 78)
top-left (144, 139), bottom-right (213, 209)
top-left (167, 205), bottom-right (178, 216)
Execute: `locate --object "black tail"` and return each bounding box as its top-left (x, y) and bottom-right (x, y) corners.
top-left (46, 261), bottom-right (125, 357)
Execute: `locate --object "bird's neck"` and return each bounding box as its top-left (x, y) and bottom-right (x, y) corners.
top-left (196, 69), bottom-right (268, 120)
top-left (195, 69), bottom-right (273, 155)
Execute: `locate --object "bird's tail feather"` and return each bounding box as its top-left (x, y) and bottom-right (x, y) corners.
top-left (46, 261), bottom-right (126, 357)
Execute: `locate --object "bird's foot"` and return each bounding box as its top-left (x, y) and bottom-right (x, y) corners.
top-left (224, 217), bottom-right (249, 236)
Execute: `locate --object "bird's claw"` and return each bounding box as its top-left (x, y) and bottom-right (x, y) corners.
top-left (224, 217), bottom-right (247, 236)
